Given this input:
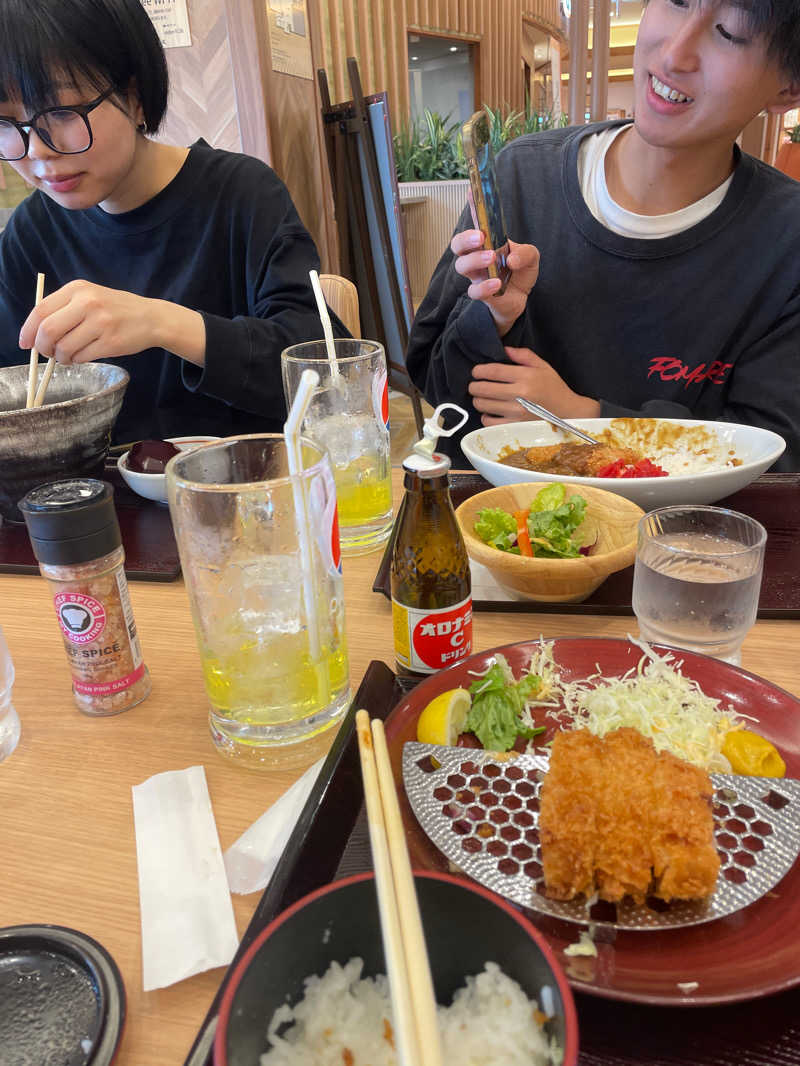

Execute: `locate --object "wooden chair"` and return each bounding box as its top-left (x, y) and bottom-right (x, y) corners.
top-left (320, 274), bottom-right (360, 338)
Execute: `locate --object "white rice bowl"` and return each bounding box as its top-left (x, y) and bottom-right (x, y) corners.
top-left (261, 957), bottom-right (557, 1066)
top-left (460, 417), bottom-right (786, 509)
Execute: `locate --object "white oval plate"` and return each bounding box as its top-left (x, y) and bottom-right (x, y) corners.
top-left (460, 418), bottom-right (786, 509)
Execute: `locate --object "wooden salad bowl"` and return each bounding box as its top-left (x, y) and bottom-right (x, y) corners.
top-left (455, 481), bottom-right (644, 603)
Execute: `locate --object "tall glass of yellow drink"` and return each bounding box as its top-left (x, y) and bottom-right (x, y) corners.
top-left (166, 434), bottom-right (350, 767)
top-left (281, 339), bottom-right (392, 556)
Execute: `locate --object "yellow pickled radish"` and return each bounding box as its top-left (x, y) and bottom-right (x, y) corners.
top-left (721, 729), bottom-right (786, 777)
top-left (416, 688), bottom-right (471, 746)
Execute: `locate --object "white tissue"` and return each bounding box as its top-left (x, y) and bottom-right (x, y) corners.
top-left (132, 765), bottom-right (239, 991)
top-left (224, 758), bottom-right (324, 895)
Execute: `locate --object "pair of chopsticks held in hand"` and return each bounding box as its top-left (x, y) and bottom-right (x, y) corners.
top-left (356, 710), bottom-right (444, 1066)
top-left (25, 272), bottom-right (56, 409)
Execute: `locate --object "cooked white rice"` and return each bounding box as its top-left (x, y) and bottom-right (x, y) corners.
top-left (260, 957), bottom-right (559, 1066)
top-left (597, 418), bottom-right (739, 476)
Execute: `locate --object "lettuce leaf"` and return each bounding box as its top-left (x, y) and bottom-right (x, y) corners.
top-left (474, 486), bottom-right (587, 559)
top-left (466, 655), bottom-right (545, 751)
top-left (474, 507), bottom-right (517, 551)
top-left (527, 495), bottom-right (587, 558)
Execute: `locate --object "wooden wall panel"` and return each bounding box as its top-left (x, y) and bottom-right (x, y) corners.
top-left (157, 0), bottom-right (240, 152)
top-left (314, 0), bottom-right (562, 129)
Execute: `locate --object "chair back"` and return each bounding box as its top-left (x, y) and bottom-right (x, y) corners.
top-left (319, 274), bottom-right (360, 338)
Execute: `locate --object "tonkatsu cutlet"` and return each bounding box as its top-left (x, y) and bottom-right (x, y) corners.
top-left (650, 749), bottom-right (719, 901)
top-left (537, 730), bottom-right (603, 901)
top-left (538, 727), bottom-right (719, 904)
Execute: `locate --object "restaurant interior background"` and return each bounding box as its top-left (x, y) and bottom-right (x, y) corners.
top-left (2, 0), bottom-right (795, 283)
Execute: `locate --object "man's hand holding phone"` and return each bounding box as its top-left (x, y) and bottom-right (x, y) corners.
top-left (450, 229), bottom-right (540, 337)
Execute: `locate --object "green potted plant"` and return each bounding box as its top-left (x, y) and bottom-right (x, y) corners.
top-left (775, 123), bottom-right (800, 181)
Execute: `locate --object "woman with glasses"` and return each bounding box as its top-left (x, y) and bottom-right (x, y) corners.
top-left (0, 0), bottom-right (347, 442)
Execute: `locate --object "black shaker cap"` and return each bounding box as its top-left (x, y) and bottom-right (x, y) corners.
top-left (19, 479), bottom-right (121, 565)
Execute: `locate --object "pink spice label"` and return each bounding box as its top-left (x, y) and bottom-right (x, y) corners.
top-left (54, 592), bottom-right (107, 645)
top-left (72, 661), bottom-right (146, 696)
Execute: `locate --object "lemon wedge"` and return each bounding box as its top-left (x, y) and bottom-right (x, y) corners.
top-left (416, 688), bottom-right (471, 746)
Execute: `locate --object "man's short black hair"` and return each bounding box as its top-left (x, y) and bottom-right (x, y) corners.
top-left (641, 0), bottom-right (800, 84)
top-left (749, 0), bottom-right (800, 84)
top-left (0, 0), bottom-right (169, 132)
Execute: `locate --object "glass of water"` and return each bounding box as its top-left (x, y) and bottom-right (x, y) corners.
top-left (281, 339), bottom-right (392, 556)
top-left (632, 505), bottom-right (766, 666)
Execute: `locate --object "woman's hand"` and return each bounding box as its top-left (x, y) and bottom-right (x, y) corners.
top-left (18, 279), bottom-right (206, 365)
top-left (450, 230), bottom-right (539, 337)
top-left (469, 345), bottom-right (601, 425)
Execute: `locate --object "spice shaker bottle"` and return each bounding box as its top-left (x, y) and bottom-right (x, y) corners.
top-left (20, 479), bottom-right (151, 716)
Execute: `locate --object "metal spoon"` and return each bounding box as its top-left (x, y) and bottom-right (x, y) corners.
top-left (515, 397), bottom-right (600, 445)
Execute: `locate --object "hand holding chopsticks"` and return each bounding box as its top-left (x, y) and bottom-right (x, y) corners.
top-left (356, 709), bottom-right (443, 1066)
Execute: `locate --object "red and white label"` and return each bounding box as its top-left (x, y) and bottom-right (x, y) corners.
top-left (372, 368), bottom-right (389, 432)
top-left (55, 593), bottom-right (107, 645)
top-left (310, 462), bottom-right (342, 576)
top-left (73, 662), bottom-right (147, 696)
top-left (394, 595), bottom-right (473, 674)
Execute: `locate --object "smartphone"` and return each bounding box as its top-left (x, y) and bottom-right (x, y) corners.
top-left (461, 109), bottom-right (511, 294)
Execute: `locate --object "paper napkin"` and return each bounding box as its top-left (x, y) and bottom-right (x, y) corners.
top-left (132, 765), bottom-right (239, 991)
top-left (223, 758), bottom-right (324, 895)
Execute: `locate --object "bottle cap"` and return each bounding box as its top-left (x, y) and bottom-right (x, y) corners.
top-left (402, 403), bottom-right (469, 478)
top-left (19, 479), bottom-right (122, 566)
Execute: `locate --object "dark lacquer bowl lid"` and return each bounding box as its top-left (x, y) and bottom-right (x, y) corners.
top-left (0, 924), bottom-right (125, 1065)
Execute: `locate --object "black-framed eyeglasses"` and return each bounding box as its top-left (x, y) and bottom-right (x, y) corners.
top-left (0, 88), bottom-right (115, 161)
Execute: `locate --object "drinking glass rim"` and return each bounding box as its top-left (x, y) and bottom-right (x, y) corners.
top-left (281, 338), bottom-right (383, 366)
top-left (638, 504), bottom-right (768, 554)
top-left (164, 431), bottom-right (330, 493)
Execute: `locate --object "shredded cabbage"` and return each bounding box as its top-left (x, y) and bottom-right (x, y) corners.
top-left (546, 636), bottom-right (750, 771)
top-left (464, 637), bottom-right (752, 769)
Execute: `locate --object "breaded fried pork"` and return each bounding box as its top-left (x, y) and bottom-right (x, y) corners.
top-left (538, 730), bottom-right (603, 901)
top-left (539, 727), bottom-right (719, 904)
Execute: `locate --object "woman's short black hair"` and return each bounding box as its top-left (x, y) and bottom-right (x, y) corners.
top-left (0, 0), bottom-right (169, 132)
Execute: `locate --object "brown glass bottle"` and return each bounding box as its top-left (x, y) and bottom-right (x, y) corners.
top-left (390, 451), bottom-right (472, 677)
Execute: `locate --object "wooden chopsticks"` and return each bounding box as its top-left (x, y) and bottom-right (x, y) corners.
top-left (355, 710), bottom-right (443, 1066)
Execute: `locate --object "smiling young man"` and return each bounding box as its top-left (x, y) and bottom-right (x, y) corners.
top-left (0, 0), bottom-right (346, 443)
top-left (406, 0), bottom-right (800, 469)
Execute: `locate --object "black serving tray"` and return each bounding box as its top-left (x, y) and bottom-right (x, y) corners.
top-left (374, 472), bottom-right (800, 617)
top-left (186, 659), bottom-right (800, 1066)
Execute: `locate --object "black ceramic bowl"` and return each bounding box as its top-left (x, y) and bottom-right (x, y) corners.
top-left (0, 362), bottom-right (128, 523)
top-left (215, 870), bottom-right (579, 1065)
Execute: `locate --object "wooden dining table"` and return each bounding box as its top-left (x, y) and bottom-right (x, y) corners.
top-left (1, 467), bottom-right (799, 1065)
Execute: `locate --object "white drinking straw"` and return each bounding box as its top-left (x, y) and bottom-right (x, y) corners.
top-left (309, 268), bottom-right (342, 385)
top-left (284, 369), bottom-right (324, 667)
top-left (25, 273), bottom-right (45, 409)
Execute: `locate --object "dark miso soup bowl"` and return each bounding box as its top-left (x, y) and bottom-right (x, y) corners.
top-left (214, 870), bottom-right (579, 1066)
top-left (0, 362), bottom-right (128, 523)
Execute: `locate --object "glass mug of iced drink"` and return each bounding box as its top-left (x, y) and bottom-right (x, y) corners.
top-left (166, 434), bottom-right (350, 767)
top-left (632, 505), bottom-right (766, 666)
top-left (281, 339), bottom-right (392, 556)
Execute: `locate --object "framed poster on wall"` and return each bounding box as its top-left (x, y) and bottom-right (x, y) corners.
top-left (267, 0), bottom-right (313, 80)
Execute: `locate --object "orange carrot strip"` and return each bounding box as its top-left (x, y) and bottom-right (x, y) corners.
top-left (513, 509), bottom-right (534, 557)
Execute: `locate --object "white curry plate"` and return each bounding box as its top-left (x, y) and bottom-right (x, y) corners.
top-left (460, 417), bottom-right (785, 509)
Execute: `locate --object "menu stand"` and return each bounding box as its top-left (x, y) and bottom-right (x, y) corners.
top-left (318, 58), bottom-right (425, 436)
